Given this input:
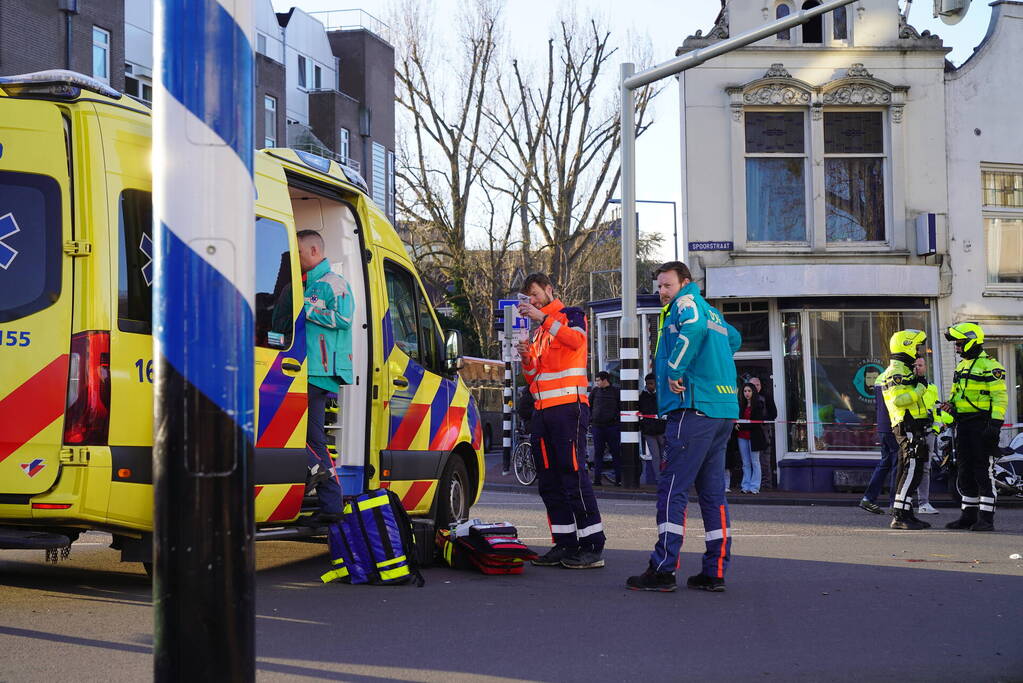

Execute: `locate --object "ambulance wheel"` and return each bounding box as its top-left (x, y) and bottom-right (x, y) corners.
top-left (437, 456), bottom-right (470, 526)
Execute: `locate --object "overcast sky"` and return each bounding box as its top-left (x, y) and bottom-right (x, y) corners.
top-left (271, 0), bottom-right (991, 259)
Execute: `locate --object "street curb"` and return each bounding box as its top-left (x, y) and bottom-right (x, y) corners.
top-left (481, 481), bottom-right (1022, 508)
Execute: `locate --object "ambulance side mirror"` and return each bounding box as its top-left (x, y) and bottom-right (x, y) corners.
top-left (445, 329), bottom-right (463, 374)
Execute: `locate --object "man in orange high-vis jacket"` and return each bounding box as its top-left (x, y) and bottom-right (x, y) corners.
top-left (516, 273), bottom-right (605, 570)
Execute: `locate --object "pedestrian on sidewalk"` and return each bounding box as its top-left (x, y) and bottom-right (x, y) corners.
top-left (639, 373), bottom-right (665, 486)
top-left (736, 383), bottom-right (766, 494)
top-left (517, 273), bottom-right (605, 569)
top-left (748, 376), bottom-right (778, 490)
top-left (626, 261), bottom-right (741, 593)
top-left (859, 378), bottom-right (898, 516)
top-left (589, 371), bottom-right (623, 487)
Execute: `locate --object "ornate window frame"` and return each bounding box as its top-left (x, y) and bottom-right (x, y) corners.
top-left (729, 63), bottom-right (909, 253)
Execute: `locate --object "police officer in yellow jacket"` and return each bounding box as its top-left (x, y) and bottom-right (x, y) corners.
top-left (877, 329), bottom-right (932, 530)
top-left (942, 323), bottom-right (1008, 532)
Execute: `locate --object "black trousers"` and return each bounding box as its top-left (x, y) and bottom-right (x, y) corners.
top-left (892, 420), bottom-right (928, 513)
top-left (954, 416), bottom-right (997, 513)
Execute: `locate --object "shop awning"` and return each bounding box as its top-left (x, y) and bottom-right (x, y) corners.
top-left (705, 264), bottom-right (940, 298)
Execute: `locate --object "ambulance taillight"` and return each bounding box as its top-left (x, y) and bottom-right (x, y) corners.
top-left (63, 331), bottom-right (111, 445)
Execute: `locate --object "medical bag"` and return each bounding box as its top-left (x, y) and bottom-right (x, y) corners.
top-left (321, 489), bottom-right (425, 586)
top-left (435, 520), bottom-right (537, 575)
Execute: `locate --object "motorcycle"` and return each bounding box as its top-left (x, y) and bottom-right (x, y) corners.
top-left (935, 427), bottom-right (1023, 499)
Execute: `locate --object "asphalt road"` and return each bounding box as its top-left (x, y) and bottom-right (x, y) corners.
top-left (2, 490), bottom-right (1022, 682)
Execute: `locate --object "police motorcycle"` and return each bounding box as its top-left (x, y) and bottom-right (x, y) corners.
top-left (935, 427), bottom-right (1023, 499)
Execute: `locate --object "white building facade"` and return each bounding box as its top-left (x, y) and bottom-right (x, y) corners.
top-left (678, 0), bottom-right (958, 491)
top-left (942, 1), bottom-right (1023, 432)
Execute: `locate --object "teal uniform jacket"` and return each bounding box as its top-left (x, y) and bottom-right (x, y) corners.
top-left (304, 258), bottom-right (354, 391)
top-left (654, 282), bottom-right (742, 419)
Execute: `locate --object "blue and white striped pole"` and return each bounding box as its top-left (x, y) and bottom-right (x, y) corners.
top-left (153, 0), bottom-right (255, 679)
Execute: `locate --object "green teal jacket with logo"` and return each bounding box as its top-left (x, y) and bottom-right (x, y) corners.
top-left (654, 282), bottom-right (742, 419)
top-left (949, 352), bottom-right (1008, 421)
top-left (304, 258), bottom-right (354, 390)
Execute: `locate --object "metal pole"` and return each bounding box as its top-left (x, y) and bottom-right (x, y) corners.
top-left (618, 62), bottom-right (641, 489)
top-left (153, 1), bottom-right (255, 680)
top-left (623, 0), bottom-right (860, 90)
top-left (617, 0), bottom-right (858, 489)
top-left (502, 305), bottom-right (515, 474)
top-left (671, 202), bottom-right (679, 262)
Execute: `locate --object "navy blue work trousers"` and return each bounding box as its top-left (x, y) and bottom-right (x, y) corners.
top-left (530, 401), bottom-right (605, 551)
top-left (307, 385), bottom-right (343, 515)
top-left (650, 409), bottom-right (733, 578)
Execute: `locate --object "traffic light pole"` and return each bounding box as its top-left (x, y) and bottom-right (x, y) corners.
top-left (617, 0), bottom-right (858, 489)
top-left (153, 1), bottom-right (255, 680)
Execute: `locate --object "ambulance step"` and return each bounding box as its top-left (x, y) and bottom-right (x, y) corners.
top-left (0, 527), bottom-right (71, 550)
top-left (255, 525), bottom-right (324, 541)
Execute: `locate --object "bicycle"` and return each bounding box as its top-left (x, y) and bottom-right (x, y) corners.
top-left (512, 434), bottom-right (536, 486)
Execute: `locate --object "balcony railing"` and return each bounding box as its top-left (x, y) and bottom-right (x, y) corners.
top-left (309, 9), bottom-right (389, 40)
top-left (289, 142), bottom-right (360, 173)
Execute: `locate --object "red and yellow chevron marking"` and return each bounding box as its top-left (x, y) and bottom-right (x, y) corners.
top-left (379, 480), bottom-right (437, 515)
top-left (254, 483), bottom-right (305, 523)
top-left (0, 355), bottom-right (69, 464)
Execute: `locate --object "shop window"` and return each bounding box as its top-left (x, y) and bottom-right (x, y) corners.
top-left (721, 301), bottom-right (770, 352)
top-left (806, 310), bottom-right (929, 452)
top-left (801, 1), bottom-right (823, 43)
top-left (982, 167), bottom-right (1023, 284)
top-left (824, 112), bottom-right (886, 242)
top-left (745, 112), bottom-right (807, 242)
top-left (601, 316), bottom-right (620, 367)
top-left (782, 313), bottom-right (807, 452)
top-left (254, 217), bottom-right (292, 349)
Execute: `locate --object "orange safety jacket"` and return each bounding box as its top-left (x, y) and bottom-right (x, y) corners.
top-left (520, 299), bottom-right (589, 410)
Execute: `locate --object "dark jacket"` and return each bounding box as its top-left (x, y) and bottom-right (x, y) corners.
top-left (874, 384), bottom-right (892, 434)
top-left (736, 397), bottom-right (768, 452)
top-left (758, 389), bottom-right (778, 421)
top-left (638, 388), bottom-right (666, 436)
top-left (589, 384), bottom-right (621, 426)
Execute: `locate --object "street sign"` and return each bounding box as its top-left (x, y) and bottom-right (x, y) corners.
top-left (689, 241), bottom-right (733, 252)
top-left (498, 299), bottom-right (529, 362)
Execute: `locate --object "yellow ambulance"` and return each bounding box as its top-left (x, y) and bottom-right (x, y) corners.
top-left (0, 71), bottom-right (485, 566)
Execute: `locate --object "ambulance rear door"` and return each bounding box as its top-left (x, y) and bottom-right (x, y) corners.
top-left (0, 100), bottom-right (74, 498)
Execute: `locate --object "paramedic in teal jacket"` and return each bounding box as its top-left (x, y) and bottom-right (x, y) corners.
top-left (297, 229), bottom-right (354, 522)
top-left (627, 261), bottom-right (741, 593)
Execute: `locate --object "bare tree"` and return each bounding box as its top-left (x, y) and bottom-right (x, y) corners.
top-left (391, 0), bottom-right (503, 296)
top-left (484, 16), bottom-right (659, 303)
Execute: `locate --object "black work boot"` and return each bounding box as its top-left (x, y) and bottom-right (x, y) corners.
top-left (532, 545), bottom-right (575, 566)
top-left (945, 507), bottom-right (978, 530)
top-left (970, 509), bottom-right (995, 532)
top-left (686, 573), bottom-right (726, 592)
top-left (626, 564), bottom-right (676, 592)
top-left (890, 510), bottom-right (926, 530)
top-left (906, 508), bottom-right (931, 529)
